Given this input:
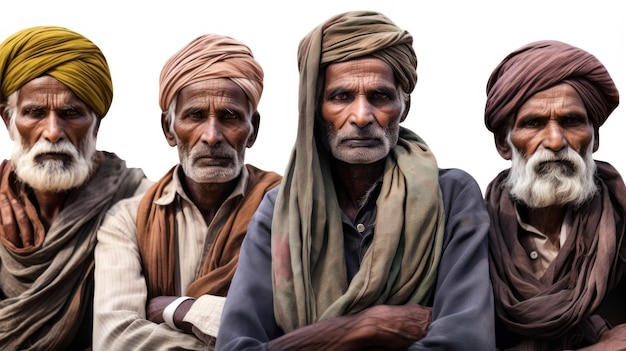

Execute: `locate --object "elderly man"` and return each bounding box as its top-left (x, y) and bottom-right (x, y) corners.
top-left (93, 34), bottom-right (281, 350)
top-left (484, 40), bottom-right (626, 350)
top-left (0, 26), bottom-right (149, 350)
top-left (217, 10), bottom-right (494, 351)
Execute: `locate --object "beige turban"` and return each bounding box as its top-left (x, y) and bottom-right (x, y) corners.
top-left (0, 26), bottom-right (113, 118)
top-left (485, 40), bottom-right (619, 137)
top-left (158, 34), bottom-right (263, 112)
top-left (298, 10), bottom-right (417, 95)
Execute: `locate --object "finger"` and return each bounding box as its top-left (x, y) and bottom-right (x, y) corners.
top-left (12, 198), bottom-right (33, 247)
top-left (0, 193), bottom-right (21, 246)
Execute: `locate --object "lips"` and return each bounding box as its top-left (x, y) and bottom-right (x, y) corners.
top-left (34, 152), bottom-right (72, 162)
top-left (342, 138), bottom-right (381, 147)
top-left (535, 160), bottom-right (576, 175)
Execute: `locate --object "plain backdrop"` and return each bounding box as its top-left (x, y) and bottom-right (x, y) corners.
top-left (1, 0), bottom-right (624, 193)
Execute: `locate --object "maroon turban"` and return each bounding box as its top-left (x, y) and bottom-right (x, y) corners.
top-left (485, 40), bottom-right (619, 137)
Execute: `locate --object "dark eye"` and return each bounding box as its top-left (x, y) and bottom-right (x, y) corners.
top-left (370, 91), bottom-right (392, 102)
top-left (59, 108), bottom-right (81, 119)
top-left (331, 92), bottom-right (351, 102)
top-left (519, 118), bottom-right (543, 129)
top-left (561, 115), bottom-right (585, 127)
top-left (223, 108), bottom-right (240, 120)
top-left (23, 107), bottom-right (46, 118)
top-left (186, 109), bottom-right (205, 120)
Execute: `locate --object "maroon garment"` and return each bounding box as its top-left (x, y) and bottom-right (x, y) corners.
top-left (484, 40), bottom-right (619, 137)
top-left (486, 161), bottom-right (626, 350)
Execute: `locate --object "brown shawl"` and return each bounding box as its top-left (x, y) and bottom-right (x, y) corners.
top-left (136, 164), bottom-right (281, 299)
top-left (487, 161), bottom-right (626, 350)
top-left (0, 152), bottom-right (146, 351)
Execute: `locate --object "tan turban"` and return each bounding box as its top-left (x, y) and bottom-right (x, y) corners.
top-left (298, 10), bottom-right (417, 95)
top-left (485, 40), bottom-right (619, 137)
top-left (0, 26), bottom-right (113, 118)
top-left (158, 34), bottom-right (263, 112)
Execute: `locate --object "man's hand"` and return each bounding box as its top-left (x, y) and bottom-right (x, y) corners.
top-left (573, 323), bottom-right (626, 351)
top-left (267, 304), bottom-right (432, 351)
top-left (147, 296), bottom-right (195, 334)
top-left (0, 193), bottom-right (34, 248)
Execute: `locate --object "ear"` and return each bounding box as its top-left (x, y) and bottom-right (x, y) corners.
top-left (0, 104), bottom-right (14, 140)
top-left (593, 129), bottom-right (599, 152)
top-left (161, 112), bottom-right (177, 147)
top-left (495, 131), bottom-right (512, 160)
top-left (246, 111), bottom-right (260, 148)
top-left (400, 96), bottom-right (410, 123)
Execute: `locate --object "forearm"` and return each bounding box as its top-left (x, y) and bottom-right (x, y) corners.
top-left (268, 305), bottom-right (431, 351)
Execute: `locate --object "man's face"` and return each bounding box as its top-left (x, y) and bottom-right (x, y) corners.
top-left (2, 76), bottom-right (98, 192)
top-left (504, 83), bottom-right (598, 208)
top-left (319, 57), bottom-right (406, 164)
top-left (165, 78), bottom-right (257, 184)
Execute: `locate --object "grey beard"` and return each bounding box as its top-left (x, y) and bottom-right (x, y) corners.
top-left (505, 143), bottom-right (597, 209)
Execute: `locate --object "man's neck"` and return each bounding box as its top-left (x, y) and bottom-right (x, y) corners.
top-left (31, 189), bottom-right (71, 230)
top-left (332, 159), bottom-right (385, 222)
top-left (182, 175), bottom-right (239, 226)
top-left (519, 204), bottom-right (567, 247)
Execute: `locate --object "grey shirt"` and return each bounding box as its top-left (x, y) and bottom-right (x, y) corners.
top-left (217, 168), bottom-right (495, 350)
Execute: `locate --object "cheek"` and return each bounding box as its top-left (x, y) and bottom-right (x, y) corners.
top-left (225, 126), bottom-right (253, 148)
top-left (569, 132), bottom-right (594, 153)
top-left (509, 132), bottom-right (535, 155)
top-left (320, 104), bottom-right (345, 128)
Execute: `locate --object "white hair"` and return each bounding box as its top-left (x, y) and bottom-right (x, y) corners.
top-left (6, 91), bottom-right (98, 192)
top-left (505, 132), bottom-right (598, 208)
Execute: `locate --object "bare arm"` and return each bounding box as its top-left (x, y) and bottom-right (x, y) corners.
top-left (267, 304), bottom-right (431, 351)
top-left (146, 296), bottom-right (195, 334)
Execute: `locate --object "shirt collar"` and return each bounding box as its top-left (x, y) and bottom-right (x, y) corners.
top-left (154, 164), bottom-right (250, 206)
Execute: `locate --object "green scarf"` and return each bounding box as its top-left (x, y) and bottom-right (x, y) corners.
top-left (271, 10), bottom-right (445, 332)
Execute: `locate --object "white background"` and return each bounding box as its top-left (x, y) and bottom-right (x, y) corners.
top-left (1, 0), bottom-right (624, 192)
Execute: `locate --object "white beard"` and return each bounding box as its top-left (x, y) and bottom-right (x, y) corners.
top-left (505, 136), bottom-right (597, 208)
top-left (10, 118), bottom-right (97, 192)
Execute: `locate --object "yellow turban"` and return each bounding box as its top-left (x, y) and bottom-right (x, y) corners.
top-left (0, 26), bottom-right (113, 118)
top-left (159, 34), bottom-right (264, 112)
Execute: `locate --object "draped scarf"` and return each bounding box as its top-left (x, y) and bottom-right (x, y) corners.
top-left (273, 124), bottom-right (445, 331)
top-left (271, 11), bottom-right (444, 332)
top-left (0, 152), bottom-right (146, 351)
top-left (136, 164), bottom-right (281, 299)
top-left (487, 161), bottom-right (626, 350)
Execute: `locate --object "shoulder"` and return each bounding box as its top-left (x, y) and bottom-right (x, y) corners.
top-left (438, 168), bottom-right (483, 197)
top-left (437, 168), bottom-right (488, 221)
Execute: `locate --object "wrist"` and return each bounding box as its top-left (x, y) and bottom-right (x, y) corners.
top-left (162, 296), bottom-right (194, 331)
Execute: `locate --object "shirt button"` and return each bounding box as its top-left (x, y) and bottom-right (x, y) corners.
top-left (529, 251), bottom-right (539, 260)
top-left (356, 223), bottom-right (365, 233)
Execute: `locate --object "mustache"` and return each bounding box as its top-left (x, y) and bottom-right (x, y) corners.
top-left (529, 149), bottom-right (580, 175)
top-left (29, 140), bottom-right (79, 159)
top-left (188, 144), bottom-right (236, 159)
top-left (335, 125), bottom-right (387, 140)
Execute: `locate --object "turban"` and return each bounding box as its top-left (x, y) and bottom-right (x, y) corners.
top-left (298, 10), bottom-right (417, 95)
top-left (0, 26), bottom-right (113, 118)
top-left (159, 34), bottom-right (263, 112)
top-left (485, 40), bottom-right (619, 136)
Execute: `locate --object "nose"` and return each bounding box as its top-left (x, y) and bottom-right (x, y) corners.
top-left (349, 95), bottom-right (374, 128)
top-left (541, 121), bottom-right (567, 152)
top-left (42, 113), bottom-right (65, 143)
top-left (201, 118), bottom-right (223, 146)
